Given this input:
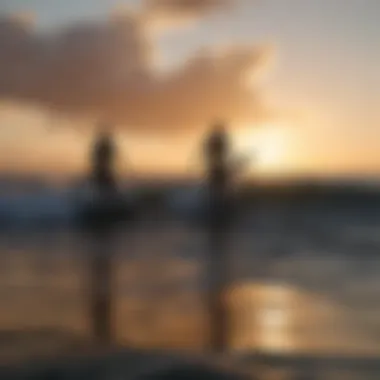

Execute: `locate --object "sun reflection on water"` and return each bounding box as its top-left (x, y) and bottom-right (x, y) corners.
top-left (228, 282), bottom-right (299, 352)
top-left (255, 284), bottom-right (294, 351)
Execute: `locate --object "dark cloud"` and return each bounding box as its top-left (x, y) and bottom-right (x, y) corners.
top-left (0, 2), bottom-right (272, 133)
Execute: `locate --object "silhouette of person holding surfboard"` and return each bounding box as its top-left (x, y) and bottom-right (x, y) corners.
top-left (204, 121), bottom-right (256, 352)
top-left (204, 122), bottom-right (253, 203)
top-left (205, 122), bottom-right (230, 195)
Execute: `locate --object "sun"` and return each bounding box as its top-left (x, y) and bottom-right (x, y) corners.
top-left (255, 127), bottom-right (287, 170)
top-left (235, 124), bottom-right (289, 173)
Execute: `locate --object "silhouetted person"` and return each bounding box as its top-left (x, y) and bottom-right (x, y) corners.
top-left (204, 122), bottom-right (233, 226)
top-left (205, 123), bottom-right (230, 193)
top-left (87, 124), bottom-right (118, 345)
top-left (92, 126), bottom-right (116, 195)
top-left (204, 122), bottom-right (233, 353)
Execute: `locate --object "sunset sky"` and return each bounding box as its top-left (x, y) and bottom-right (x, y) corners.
top-left (0, 0), bottom-right (379, 179)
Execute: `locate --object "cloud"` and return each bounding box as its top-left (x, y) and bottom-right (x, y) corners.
top-left (0, 3), bottom-right (273, 133)
top-left (143, 0), bottom-right (235, 20)
top-left (140, 0), bottom-right (237, 32)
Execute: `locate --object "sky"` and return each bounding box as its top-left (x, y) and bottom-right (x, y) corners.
top-left (0, 0), bottom-right (379, 179)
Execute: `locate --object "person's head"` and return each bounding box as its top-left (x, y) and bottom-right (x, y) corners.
top-left (206, 120), bottom-right (229, 158)
top-left (210, 120), bottom-right (227, 137)
top-left (96, 122), bottom-right (113, 141)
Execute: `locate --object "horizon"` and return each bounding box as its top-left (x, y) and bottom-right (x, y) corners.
top-left (1, 168), bottom-right (380, 187)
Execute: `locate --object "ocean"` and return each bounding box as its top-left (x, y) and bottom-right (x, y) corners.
top-left (0, 183), bottom-right (379, 377)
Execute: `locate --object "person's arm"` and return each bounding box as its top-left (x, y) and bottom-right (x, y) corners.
top-left (230, 151), bottom-right (256, 176)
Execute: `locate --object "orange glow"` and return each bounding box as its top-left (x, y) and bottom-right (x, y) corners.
top-left (235, 124), bottom-right (293, 174)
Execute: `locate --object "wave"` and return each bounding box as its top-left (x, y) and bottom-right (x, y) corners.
top-left (0, 181), bottom-right (210, 230)
top-left (0, 186), bottom-right (139, 230)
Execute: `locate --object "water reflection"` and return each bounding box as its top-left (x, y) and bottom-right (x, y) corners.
top-left (86, 228), bottom-right (115, 345)
top-left (0, 228), bottom-right (380, 362)
top-left (248, 283), bottom-right (294, 352)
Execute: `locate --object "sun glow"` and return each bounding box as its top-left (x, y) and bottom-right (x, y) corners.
top-left (236, 124), bottom-right (291, 173)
